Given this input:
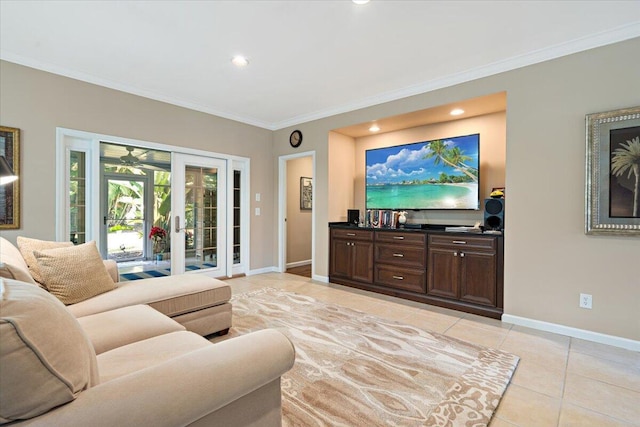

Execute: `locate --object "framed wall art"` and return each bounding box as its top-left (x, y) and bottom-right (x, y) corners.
top-left (0, 126), bottom-right (20, 229)
top-left (585, 106), bottom-right (640, 236)
top-left (300, 177), bottom-right (312, 210)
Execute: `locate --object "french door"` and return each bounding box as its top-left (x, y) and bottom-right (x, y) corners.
top-left (57, 128), bottom-right (249, 278)
top-left (171, 153), bottom-right (227, 277)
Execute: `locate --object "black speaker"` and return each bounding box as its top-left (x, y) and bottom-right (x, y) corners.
top-left (347, 209), bottom-right (359, 226)
top-left (484, 198), bottom-right (504, 230)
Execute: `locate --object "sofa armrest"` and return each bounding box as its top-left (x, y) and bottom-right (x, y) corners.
top-left (103, 259), bottom-right (119, 283)
top-left (17, 329), bottom-right (295, 427)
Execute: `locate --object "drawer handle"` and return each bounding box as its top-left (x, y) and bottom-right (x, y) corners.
top-left (346, 233), bottom-right (356, 236)
top-left (452, 240), bottom-right (467, 245)
top-left (392, 275), bottom-right (404, 280)
top-left (393, 253), bottom-right (404, 257)
top-left (393, 236), bottom-right (405, 240)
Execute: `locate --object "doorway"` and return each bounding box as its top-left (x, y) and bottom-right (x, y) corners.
top-left (103, 176), bottom-right (147, 261)
top-left (278, 151), bottom-right (315, 278)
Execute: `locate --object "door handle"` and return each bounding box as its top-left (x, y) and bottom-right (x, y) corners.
top-left (175, 216), bottom-right (182, 233)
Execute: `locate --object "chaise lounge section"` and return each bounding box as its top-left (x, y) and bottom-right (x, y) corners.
top-left (0, 237), bottom-right (231, 336)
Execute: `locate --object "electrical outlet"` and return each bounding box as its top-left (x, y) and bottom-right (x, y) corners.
top-left (579, 293), bottom-right (592, 309)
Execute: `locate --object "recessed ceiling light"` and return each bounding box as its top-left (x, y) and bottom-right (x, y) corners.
top-left (353, 0), bottom-right (370, 4)
top-left (450, 108), bottom-right (465, 116)
top-left (369, 125), bottom-right (380, 132)
top-left (231, 55), bottom-right (249, 68)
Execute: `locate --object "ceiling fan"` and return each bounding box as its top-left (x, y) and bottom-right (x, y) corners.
top-left (119, 147), bottom-right (143, 166)
top-left (119, 147), bottom-right (166, 171)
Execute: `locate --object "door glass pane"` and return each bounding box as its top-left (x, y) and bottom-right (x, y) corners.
top-left (106, 179), bottom-right (145, 261)
top-left (185, 166), bottom-right (217, 269)
top-left (69, 151), bottom-right (86, 244)
top-left (233, 170), bottom-right (241, 264)
top-left (153, 170), bottom-right (172, 261)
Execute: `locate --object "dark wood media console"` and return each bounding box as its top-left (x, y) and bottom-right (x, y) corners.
top-left (329, 223), bottom-right (504, 319)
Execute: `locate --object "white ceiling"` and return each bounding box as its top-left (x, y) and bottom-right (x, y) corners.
top-left (1, 1), bottom-right (639, 130)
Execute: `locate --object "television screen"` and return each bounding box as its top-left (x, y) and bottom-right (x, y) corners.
top-left (366, 134), bottom-right (480, 210)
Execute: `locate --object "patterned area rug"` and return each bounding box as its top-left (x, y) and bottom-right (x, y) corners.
top-left (225, 288), bottom-right (519, 426)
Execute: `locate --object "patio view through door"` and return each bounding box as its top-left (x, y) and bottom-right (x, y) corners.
top-left (104, 177), bottom-right (147, 261)
top-left (172, 153), bottom-right (227, 277)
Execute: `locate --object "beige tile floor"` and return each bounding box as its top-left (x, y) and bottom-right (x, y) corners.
top-left (225, 272), bottom-right (640, 427)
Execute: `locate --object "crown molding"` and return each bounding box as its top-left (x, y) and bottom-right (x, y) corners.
top-left (3, 22), bottom-right (639, 131)
top-left (0, 51), bottom-right (273, 130)
top-left (271, 22), bottom-right (640, 130)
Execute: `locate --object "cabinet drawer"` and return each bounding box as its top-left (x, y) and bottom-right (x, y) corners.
top-left (375, 264), bottom-right (426, 293)
top-left (376, 231), bottom-right (425, 245)
top-left (375, 243), bottom-right (426, 268)
top-left (428, 234), bottom-right (496, 251)
top-left (331, 228), bottom-right (373, 241)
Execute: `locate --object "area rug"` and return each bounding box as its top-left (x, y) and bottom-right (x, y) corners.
top-left (224, 288), bottom-right (519, 426)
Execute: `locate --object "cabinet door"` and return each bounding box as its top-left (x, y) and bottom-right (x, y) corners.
top-left (330, 239), bottom-right (352, 279)
top-left (352, 241), bottom-right (374, 284)
top-left (427, 247), bottom-right (459, 299)
top-left (459, 250), bottom-right (497, 306)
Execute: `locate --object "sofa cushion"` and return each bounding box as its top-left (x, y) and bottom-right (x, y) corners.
top-left (16, 236), bottom-right (73, 286)
top-left (0, 238), bottom-right (36, 285)
top-left (34, 242), bottom-right (117, 305)
top-left (77, 305), bottom-right (186, 354)
top-left (0, 279), bottom-right (99, 424)
top-left (67, 274), bottom-right (231, 318)
top-left (97, 331), bottom-right (211, 383)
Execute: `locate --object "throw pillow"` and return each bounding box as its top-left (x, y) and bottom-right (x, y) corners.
top-left (16, 236), bottom-right (73, 287)
top-left (34, 242), bottom-right (116, 305)
top-left (0, 279), bottom-right (99, 423)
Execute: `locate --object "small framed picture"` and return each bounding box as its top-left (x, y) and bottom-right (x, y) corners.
top-left (0, 126), bottom-right (20, 229)
top-left (300, 177), bottom-right (312, 210)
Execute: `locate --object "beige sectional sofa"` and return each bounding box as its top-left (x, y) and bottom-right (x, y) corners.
top-left (0, 237), bottom-right (296, 426)
top-left (0, 237), bottom-right (231, 336)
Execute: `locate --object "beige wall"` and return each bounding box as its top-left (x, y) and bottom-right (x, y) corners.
top-left (0, 61), bottom-right (275, 270)
top-left (286, 156), bottom-right (312, 264)
top-left (273, 37), bottom-right (640, 341)
top-left (327, 131), bottom-right (356, 222)
top-left (351, 112), bottom-right (506, 226)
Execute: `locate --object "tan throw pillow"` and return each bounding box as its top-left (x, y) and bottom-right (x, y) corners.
top-left (34, 242), bottom-right (117, 305)
top-left (16, 236), bottom-right (73, 287)
top-left (0, 279), bottom-right (99, 423)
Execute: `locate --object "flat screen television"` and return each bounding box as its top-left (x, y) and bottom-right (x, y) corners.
top-left (366, 133), bottom-right (480, 210)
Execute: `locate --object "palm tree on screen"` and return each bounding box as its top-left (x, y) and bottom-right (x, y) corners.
top-left (424, 140), bottom-right (478, 182)
top-left (611, 136), bottom-right (640, 217)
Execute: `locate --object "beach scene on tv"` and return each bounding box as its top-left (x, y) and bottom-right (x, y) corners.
top-left (366, 134), bottom-right (480, 210)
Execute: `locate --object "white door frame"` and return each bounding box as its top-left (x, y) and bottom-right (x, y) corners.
top-left (56, 127), bottom-right (250, 277)
top-left (278, 151), bottom-right (316, 275)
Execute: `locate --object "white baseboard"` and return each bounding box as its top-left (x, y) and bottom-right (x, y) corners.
top-left (312, 274), bottom-right (329, 283)
top-left (502, 314), bottom-right (640, 352)
top-left (247, 266), bottom-right (279, 276)
top-left (286, 259), bottom-right (311, 269)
